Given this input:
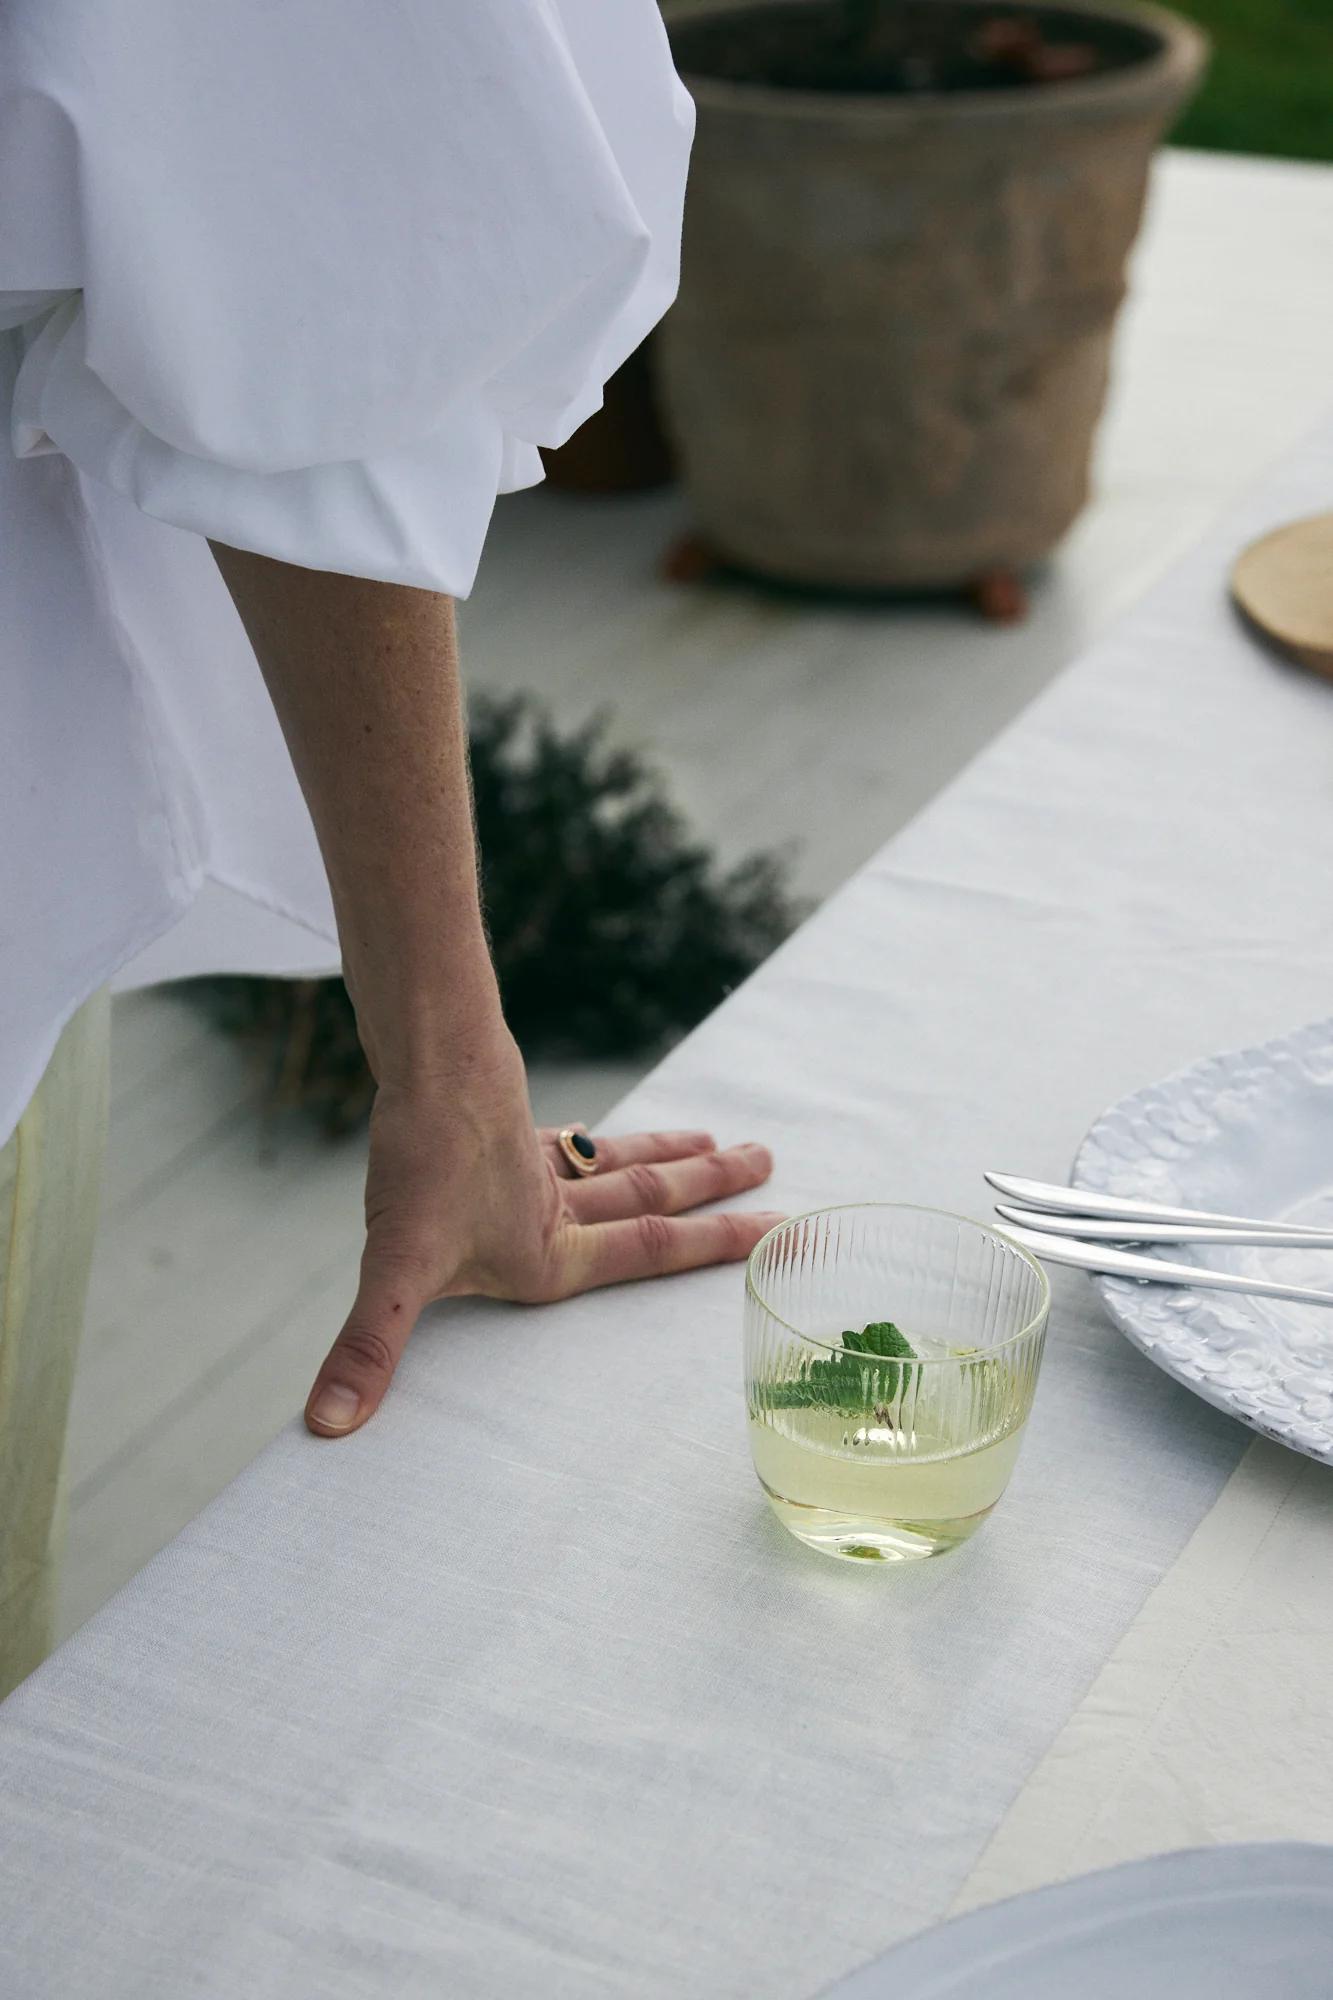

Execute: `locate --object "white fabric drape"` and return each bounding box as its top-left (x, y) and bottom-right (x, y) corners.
top-left (0, 0), bottom-right (693, 1144)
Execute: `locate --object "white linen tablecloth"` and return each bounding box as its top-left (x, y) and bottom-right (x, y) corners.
top-left (957, 1436), bottom-right (1333, 1909)
top-left (2, 420), bottom-right (1332, 1997)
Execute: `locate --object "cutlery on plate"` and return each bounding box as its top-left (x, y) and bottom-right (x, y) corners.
top-left (996, 1223), bottom-right (1333, 1308)
top-left (992, 1202), bottom-right (1333, 1249)
top-left (985, 1172), bottom-right (1333, 1239)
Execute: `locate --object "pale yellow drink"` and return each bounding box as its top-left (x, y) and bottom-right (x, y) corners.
top-left (749, 1402), bottom-right (1027, 1561)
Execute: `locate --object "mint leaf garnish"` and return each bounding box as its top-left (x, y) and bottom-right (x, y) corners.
top-left (764, 1319), bottom-right (918, 1413)
top-left (842, 1321), bottom-right (915, 1361)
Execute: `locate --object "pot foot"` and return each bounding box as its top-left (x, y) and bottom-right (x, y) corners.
top-left (968, 569), bottom-right (1029, 623)
top-left (661, 532), bottom-right (727, 584)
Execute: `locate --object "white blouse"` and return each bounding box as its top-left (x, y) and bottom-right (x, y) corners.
top-left (0, 0), bottom-right (693, 1144)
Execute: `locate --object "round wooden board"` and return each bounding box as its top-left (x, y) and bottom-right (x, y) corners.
top-left (1230, 511), bottom-right (1333, 680)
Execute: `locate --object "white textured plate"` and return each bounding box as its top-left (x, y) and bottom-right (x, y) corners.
top-left (1072, 1018), bottom-right (1333, 1466)
top-left (819, 1846), bottom-right (1333, 1998)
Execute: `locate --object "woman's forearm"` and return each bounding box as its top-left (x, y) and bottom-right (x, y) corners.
top-left (212, 545), bottom-right (776, 1438)
top-left (210, 546), bottom-right (508, 1085)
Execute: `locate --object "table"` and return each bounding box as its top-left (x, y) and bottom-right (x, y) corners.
top-left (60, 147), bottom-right (1333, 1641)
top-left (4, 417), bottom-right (1333, 1997)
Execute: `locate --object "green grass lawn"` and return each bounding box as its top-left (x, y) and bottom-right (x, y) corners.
top-left (1165, 0), bottom-right (1333, 162)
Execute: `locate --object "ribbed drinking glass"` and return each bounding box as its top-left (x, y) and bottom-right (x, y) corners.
top-left (745, 1204), bottom-right (1050, 1561)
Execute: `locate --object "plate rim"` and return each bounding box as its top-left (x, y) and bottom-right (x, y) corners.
top-left (817, 1842), bottom-right (1333, 1997)
top-left (1071, 1014), bottom-right (1333, 1468)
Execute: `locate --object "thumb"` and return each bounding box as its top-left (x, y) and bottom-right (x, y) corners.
top-left (305, 1253), bottom-right (428, 1437)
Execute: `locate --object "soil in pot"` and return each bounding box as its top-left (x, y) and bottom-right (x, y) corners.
top-left (670, 0), bottom-right (1157, 93)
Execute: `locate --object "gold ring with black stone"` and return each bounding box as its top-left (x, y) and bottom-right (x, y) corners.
top-left (557, 1127), bottom-right (600, 1176)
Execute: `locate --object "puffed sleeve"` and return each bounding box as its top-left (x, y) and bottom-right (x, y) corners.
top-left (0, 0), bottom-right (693, 593)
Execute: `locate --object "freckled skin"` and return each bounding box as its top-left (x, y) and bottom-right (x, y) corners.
top-left (209, 546), bottom-right (778, 1438)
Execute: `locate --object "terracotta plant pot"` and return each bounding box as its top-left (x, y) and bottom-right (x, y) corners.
top-left (658, 0), bottom-right (1207, 590)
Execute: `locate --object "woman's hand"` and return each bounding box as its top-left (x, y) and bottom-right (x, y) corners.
top-left (305, 1035), bottom-right (780, 1436)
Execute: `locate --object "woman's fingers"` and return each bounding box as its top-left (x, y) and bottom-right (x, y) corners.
top-left (304, 1125), bottom-right (779, 1429)
top-left (305, 1247), bottom-right (429, 1437)
top-left (566, 1207), bottom-right (787, 1293)
top-left (541, 1126), bottom-right (717, 1176)
top-left (566, 1143), bottom-right (773, 1224)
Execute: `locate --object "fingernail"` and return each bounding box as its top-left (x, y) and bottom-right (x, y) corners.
top-left (741, 1143), bottom-right (773, 1166)
top-left (308, 1382), bottom-right (361, 1432)
top-left (754, 1211), bottom-right (786, 1227)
